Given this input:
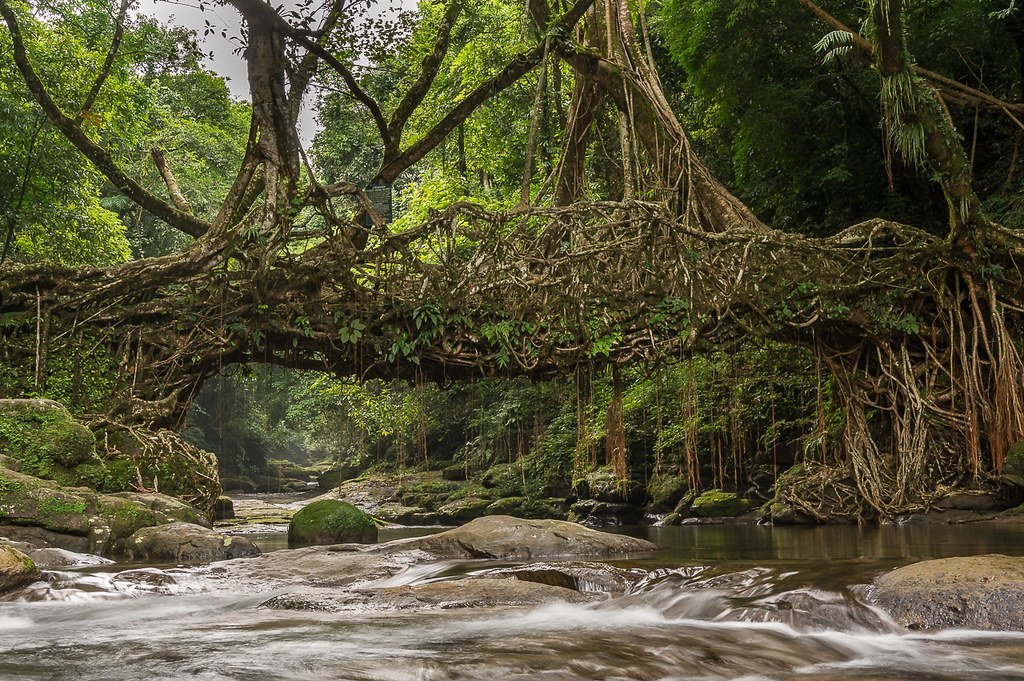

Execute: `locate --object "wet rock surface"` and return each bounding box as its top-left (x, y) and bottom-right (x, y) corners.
top-left (868, 554), bottom-right (1024, 630)
top-left (379, 515), bottom-right (657, 560)
top-left (0, 545), bottom-right (40, 594)
top-left (125, 522), bottom-right (261, 563)
top-left (259, 578), bottom-right (599, 612)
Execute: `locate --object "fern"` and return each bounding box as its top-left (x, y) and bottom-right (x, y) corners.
top-left (813, 30), bottom-right (854, 63)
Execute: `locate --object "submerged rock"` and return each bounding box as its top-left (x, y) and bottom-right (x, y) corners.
top-left (868, 554), bottom-right (1024, 630)
top-left (0, 545), bottom-right (40, 594)
top-left (126, 522), bottom-right (260, 563)
top-left (288, 499), bottom-right (377, 546)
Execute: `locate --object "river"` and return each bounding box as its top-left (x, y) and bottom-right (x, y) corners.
top-left (1, 522), bottom-right (1023, 680)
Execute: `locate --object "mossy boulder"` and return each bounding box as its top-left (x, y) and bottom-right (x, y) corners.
top-left (580, 466), bottom-right (644, 504)
top-left (568, 498), bottom-right (642, 525)
top-left (480, 464), bottom-right (525, 497)
top-left (485, 496), bottom-right (564, 520)
top-left (0, 399), bottom-right (97, 474)
top-left (441, 463), bottom-right (468, 481)
top-left (0, 545), bottom-right (39, 594)
top-left (436, 497), bottom-right (491, 524)
top-left (126, 522), bottom-right (260, 563)
top-left (1005, 440), bottom-right (1024, 487)
top-left (0, 465), bottom-right (207, 555)
top-left (646, 475), bottom-right (689, 513)
top-left (288, 499), bottom-right (378, 546)
top-left (689, 490), bottom-right (750, 518)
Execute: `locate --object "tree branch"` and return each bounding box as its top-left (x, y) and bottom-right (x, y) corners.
top-left (387, 0), bottom-right (463, 149)
top-left (374, 0), bottom-right (596, 184)
top-left (0, 0), bottom-right (210, 238)
top-left (151, 148), bottom-right (193, 214)
top-left (79, 0), bottom-right (131, 116)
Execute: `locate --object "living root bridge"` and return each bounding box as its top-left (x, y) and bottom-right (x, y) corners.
top-left (3, 200), bottom-right (1024, 517)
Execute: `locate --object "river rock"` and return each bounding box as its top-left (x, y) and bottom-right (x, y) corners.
top-left (435, 496), bottom-right (491, 524)
top-left (109, 491), bottom-right (211, 527)
top-left (568, 498), bottom-right (642, 525)
top-left (484, 496), bottom-right (564, 520)
top-left (125, 522), bottom-right (261, 563)
top-left (0, 466), bottom-right (213, 555)
top-left (475, 561), bottom-right (646, 593)
top-left (689, 490), bottom-right (750, 518)
top-left (212, 496), bottom-right (235, 521)
top-left (26, 547), bottom-right (113, 568)
top-left (0, 545), bottom-right (40, 594)
top-left (288, 499), bottom-right (377, 546)
top-left (868, 554), bottom-right (1024, 630)
top-left (386, 515), bottom-right (657, 560)
top-left (259, 578), bottom-right (598, 613)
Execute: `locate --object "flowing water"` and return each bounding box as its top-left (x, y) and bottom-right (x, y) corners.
top-left (2, 522), bottom-right (1024, 681)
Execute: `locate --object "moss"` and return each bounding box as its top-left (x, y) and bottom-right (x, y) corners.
top-left (480, 464), bottom-right (525, 498)
top-left (288, 499), bottom-right (377, 546)
top-left (1006, 440), bottom-right (1024, 478)
top-left (689, 490), bottom-right (750, 518)
top-left (485, 496), bottom-right (562, 520)
top-left (0, 402), bottom-right (96, 477)
top-left (646, 475), bottom-right (688, 512)
top-left (38, 497), bottom-right (88, 516)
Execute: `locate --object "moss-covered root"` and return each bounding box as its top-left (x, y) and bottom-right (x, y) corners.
top-left (288, 500), bottom-right (377, 547)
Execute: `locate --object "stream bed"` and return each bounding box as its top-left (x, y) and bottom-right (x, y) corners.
top-left (1, 522), bottom-right (1023, 680)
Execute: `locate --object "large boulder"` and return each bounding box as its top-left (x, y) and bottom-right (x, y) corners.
top-left (389, 515), bottom-right (656, 560)
top-left (288, 499), bottom-right (378, 546)
top-left (0, 545), bottom-right (40, 594)
top-left (0, 466), bottom-right (207, 555)
top-left (868, 555), bottom-right (1024, 630)
top-left (125, 522), bottom-right (260, 563)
